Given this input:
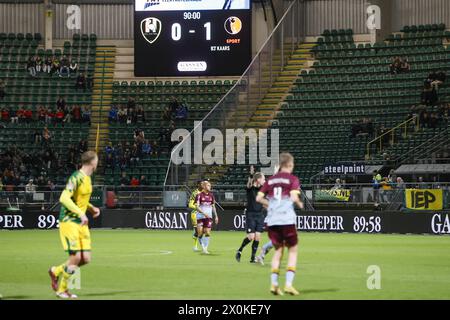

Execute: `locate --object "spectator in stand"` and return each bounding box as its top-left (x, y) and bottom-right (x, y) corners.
top-left (82, 105), bottom-right (91, 125)
top-left (118, 105), bottom-right (127, 123)
top-left (11, 106), bottom-right (20, 123)
top-left (64, 106), bottom-right (73, 124)
top-left (10, 108), bottom-right (18, 124)
top-left (127, 97), bottom-right (136, 111)
top-left (331, 178), bottom-right (342, 190)
top-left (86, 74), bottom-right (93, 91)
top-left (169, 96), bottom-right (179, 114)
top-left (23, 107), bottom-right (33, 123)
top-left (1, 107), bottom-right (10, 122)
top-left (42, 126), bottom-right (51, 146)
top-left (72, 105), bottom-right (81, 123)
top-left (55, 108), bottom-right (65, 124)
top-left (400, 58), bottom-right (410, 73)
top-left (35, 56), bottom-right (43, 73)
top-left (130, 176), bottom-right (140, 187)
top-left (27, 56), bottom-right (37, 77)
top-left (45, 108), bottom-right (55, 124)
top-left (78, 139), bottom-right (88, 154)
top-left (56, 96), bottom-right (66, 110)
top-left (105, 152), bottom-right (115, 170)
top-left (0, 79), bottom-right (5, 100)
top-left (108, 105), bottom-right (118, 123)
top-left (162, 105), bottom-right (172, 121)
top-left (130, 143), bottom-right (141, 167)
top-left (33, 129), bottom-right (41, 144)
top-left (51, 56), bottom-right (60, 76)
top-left (428, 70), bottom-right (446, 90)
top-left (75, 72), bottom-right (86, 92)
top-left (175, 102), bottom-right (188, 120)
top-left (43, 56), bottom-right (52, 74)
top-left (69, 59), bottom-right (78, 75)
top-left (139, 175), bottom-right (148, 187)
top-left (37, 106), bottom-right (46, 122)
top-left (416, 176), bottom-right (428, 189)
top-left (151, 140), bottom-right (159, 157)
top-left (372, 170), bottom-right (382, 207)
top-left (142, 139), bottom-right (152, 155)
top-left (389, 56), bottom-right (402, 74)
top-left (120, 172), bottom-right (129, 186)
top-left (396, 177), bottom-right (405, 189)
top-left (421, 82), bottom-right (438, 106)
top-left (429, 112), bottom-right (439, 129)
top-left (59, 55), bottom-right (70, 77)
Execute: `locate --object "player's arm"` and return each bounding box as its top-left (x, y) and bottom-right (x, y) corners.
top-left (212, 197), bottom-right (218, 224)
top-left (246, 165), bottom-right (255, 189)
top-left (188, 192), bottom-right (197, 211)
top-left (59, 178), bottom-right (88, 225)
top-left (290, 190), bottom-right (304, 210)
top-left (256, 191), bottom-right (269, 208)
top-left (256, 180), bottom-right (269, 208)
top-left (87, 203), bottom-right (100, 218)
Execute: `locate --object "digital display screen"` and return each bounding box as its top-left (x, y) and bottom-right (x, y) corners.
top-left (134, 0), bottom-right (252, 76)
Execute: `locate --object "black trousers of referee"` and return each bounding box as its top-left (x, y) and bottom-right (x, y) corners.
top-left (237, 211), bottom-right (264, 260)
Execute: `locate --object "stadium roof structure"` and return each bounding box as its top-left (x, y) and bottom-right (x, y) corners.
top-left (395, 164), bottom-right (450, 175)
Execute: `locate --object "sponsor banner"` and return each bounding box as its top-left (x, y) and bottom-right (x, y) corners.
top-left (405, 189), bottom-right (443, 211)
top-left (314, 189), bottom-right (351, 202)
top-left (323, 163), bottom-right (366, 175)
top-left (1, 210), bottom-right (449, 235)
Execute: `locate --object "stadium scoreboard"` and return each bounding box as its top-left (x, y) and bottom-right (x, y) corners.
top-left (134, 0), bottom-right (251, 76)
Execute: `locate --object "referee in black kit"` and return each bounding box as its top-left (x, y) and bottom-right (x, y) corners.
top-left (235, 165), bottom-right (266, 263)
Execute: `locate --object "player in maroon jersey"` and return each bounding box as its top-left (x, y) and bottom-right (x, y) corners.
top-left (194, 181), bottom-right (219, 254)
top-left (256, 153), bottom-right (304, 296)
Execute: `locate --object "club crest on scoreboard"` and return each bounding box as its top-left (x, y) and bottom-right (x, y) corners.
top-left (141, 17), bottom-right (162, 44)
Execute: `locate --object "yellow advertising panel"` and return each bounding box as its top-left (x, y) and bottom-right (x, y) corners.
top-left (405, 189), bottom-right (443, 211)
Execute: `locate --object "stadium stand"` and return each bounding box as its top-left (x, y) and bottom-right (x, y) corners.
top-left (103, 80), bottom-right (239, 186)
top-left (0, 33), bottom-right (95, 187)
top-left (217, 26), bottom-right (450, 185)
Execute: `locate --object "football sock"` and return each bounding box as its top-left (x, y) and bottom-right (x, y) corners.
top-left (251, 240), bottom-right (259, 259)
top-left (286, 267), bottom-right (296, 287)
top-left (57, 265), bottom-right (76, 293)
top-left (262, 241), bottom-right (273, 257)
top-left (192, 228), bottom-right (198, 239)
top-left (238, 237), bottom-right (251, 252)
top-left (198, 235), bottom-right (203, 246)
top-left (271, 268), bottom-right (279, 286)
top-left (203, 235), bottom-right (210, 249)
top-left (53, 263), bottom-right (66, 277)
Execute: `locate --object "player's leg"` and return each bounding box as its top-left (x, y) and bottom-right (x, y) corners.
top-left (268, 226), bottom-right (284, 295)
top-left (250, 232), bottom-right (261, 263)
top-left (283, 225), bottom-right (299, 295)
top-left (56, 252), bottom-right (81, 299)
top-left (235, 232), bottom-right (254, 262)
top-left (191, 213), bottom-right (199, 251)
top-left (255, 240), bottom-right (273, 265)
top-left (250, 216), bottom-right (264, 263)
top-left (196, 222), bottom-right (204, 250)
top-left (202, 227), bottom-right (211, 254)
top-left (270, 246), bottom-right (284, 295)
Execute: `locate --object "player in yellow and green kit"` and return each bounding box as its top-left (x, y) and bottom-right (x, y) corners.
top-left (48, 151), bottom-right (100, 299)
top-left (188, 181), bottom-right (203, 252)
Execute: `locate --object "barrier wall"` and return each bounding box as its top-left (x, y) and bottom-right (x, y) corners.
top-left (1, 210), bottom-right (449, 235)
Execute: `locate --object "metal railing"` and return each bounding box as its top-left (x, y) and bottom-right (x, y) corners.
top-left (2, 182), bottom-right (449, 211)
top-left (164, 0), bottom-right (304, 187)
top-left (366, 115), bottom-right (420, 159)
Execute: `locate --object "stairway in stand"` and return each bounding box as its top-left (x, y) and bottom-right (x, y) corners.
top-left (88, 46), bottom-right (116, 184)
top-left (185, 43), bottom-right (315, 186)
top-left (246, 43), bottom-right (315, 128)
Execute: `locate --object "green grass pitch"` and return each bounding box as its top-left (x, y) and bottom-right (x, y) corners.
top-left (1, 229), bottom-right (450, 300)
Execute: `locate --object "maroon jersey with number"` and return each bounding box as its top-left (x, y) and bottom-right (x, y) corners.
top-left (259, 171), bottom-right (300, 226)
top-left (195, 191), bottom-right (215, 219)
